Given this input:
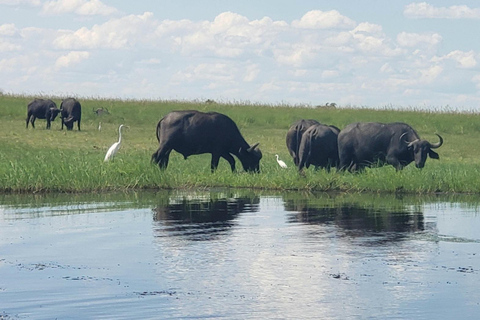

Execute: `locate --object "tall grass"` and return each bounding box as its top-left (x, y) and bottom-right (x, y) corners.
top-left (2, 93), bottom-right (480, 193)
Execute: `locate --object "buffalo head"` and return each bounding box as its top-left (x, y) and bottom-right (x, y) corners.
top-left (238, 143), bottom-right (262, 173)
top-left (403, 133), bottom-right (443, 168)
top-left (63, 116), bottom-right (75, 130)
top-left (48, 108), bottom-right (60, 121)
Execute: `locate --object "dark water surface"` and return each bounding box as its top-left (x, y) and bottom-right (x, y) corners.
top-left (1, 191), bottom-right (480, 319)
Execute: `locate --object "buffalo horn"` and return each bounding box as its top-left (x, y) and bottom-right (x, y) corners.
top-left (400, 132), bottom-right (419, 146)
top-left (430, 133), bottom-right (443, 149)
top-left (247, 143), bottom-right (260, 152)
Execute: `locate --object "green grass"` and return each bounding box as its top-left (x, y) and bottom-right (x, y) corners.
top-left (2, 93), bottom-right (480, 194)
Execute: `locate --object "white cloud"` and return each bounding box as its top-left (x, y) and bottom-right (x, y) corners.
top-left (41, 0), bottom-right (118, 16)
top-left (404, 2), bottom-right (480, 19)
top-left (162, 12), bottom-right (288, 59)
top-left (420, 65), bottom-right (443, 83)
top-left (473, 74), bottom-right (480, 89)
top-left (0, 23), bottom-right (17, 36)
top-left (292, 10), bottom-right (356, 29)
top-left (350, 22), bottom-right (385, 53)
top-left (446, 50), bottom-right (477, 68)
top-left (380, 63), bottom-right (394, 74)
top-left (397, 32), bottom-right (442, 47)
top-left (53, 12), bottom-right (155, 49)
top-left (244, 63), bottom-right (260, 82)
top-left (0, 0), bottom-right (40, 5)
top-left (321, 70), bottom-right (339, 79)
top-left (55, 51), bottom-right (90, 69)
top-left (0, 40), bottom-right (21, 52)
top-left (0, 55), bottom-right (34, 73)
top-left (433, 50), bottom-right (477, 69)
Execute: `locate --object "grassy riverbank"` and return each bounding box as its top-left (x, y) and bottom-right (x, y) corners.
top-left (1, 93), bottom-right (480, 193)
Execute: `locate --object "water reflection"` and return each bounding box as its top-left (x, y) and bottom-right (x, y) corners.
top-left (285, 200), bottom-right (423, 242)
top-left (283, 193), bottom-right (438, 246)
top-left (152, 192), bottom-right (260, 241)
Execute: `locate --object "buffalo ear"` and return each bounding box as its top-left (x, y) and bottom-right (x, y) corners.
top-left (429, 150), bottom-right (439, 159)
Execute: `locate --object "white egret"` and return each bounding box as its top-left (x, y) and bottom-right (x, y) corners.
top-left (275, 154), bottom-right (288, 168)
top-left (98, 122), bottom-right (102, 131)
top-left (104, 124), bottom-right (126, 162)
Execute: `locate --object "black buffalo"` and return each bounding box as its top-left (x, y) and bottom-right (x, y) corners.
top-left (298, 124), bottom-right (340, 171)
top-left (151, 110), bottom-right (262, 172)
top-left (286, 119), bottom-right (320, 166)
top-left (338, 122), bottom-right (443, 171)
top-left (60, 98), bottom-right (82, 131)
top-left (26, 98), bottom-right (60, 129)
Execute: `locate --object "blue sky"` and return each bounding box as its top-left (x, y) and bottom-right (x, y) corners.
top-left (1, 0), bottom-right (479, 111)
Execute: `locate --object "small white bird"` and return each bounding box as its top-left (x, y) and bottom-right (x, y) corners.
top-left (104, 124), bottom-right (126, 162)
top-left (98, 122), bottom-right (102, 131)
top-left (275, 154), bottom-right (288, 168)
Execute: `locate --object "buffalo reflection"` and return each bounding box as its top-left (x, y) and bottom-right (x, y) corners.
top-left (284, 200), bottom-right (424, 244)
top-left (153, 196), bottom-right (259, 241)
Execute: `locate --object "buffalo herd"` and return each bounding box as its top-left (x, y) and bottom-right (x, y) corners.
top-left (287, 119), bottom-right (443, 172)
top-left (26, 97), bottom-right (82, 131)
top-left (26, 98), bottom-right (442, 173)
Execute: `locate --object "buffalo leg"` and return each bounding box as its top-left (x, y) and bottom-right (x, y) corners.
top-left (221, 153), bottom-right (236, 172)
top-left (30, 116), bottom-right (36, 128)
top-left (151, 146), bottom-right (171, 169)
top-left (387, 155), bottom-right (404, 171)
top-left (338, 159), bottom-right (348, 171)
top-left (159, 150), bottom-right (171, 168)
top-left (26, 114), bottom-right (31, 128)
top-left (211, 154), bottom-right (220, 172)
top-left (78, 119), bottom-right (81, 131)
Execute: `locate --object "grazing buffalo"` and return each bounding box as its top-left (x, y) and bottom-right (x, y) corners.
top-left (26, 99), bottom-right (60, 129)
top-left (151, 110), bottom-right (262, 172)
top-left (286, 119), bottom-right (320, 166)
top-left (298, 124), bottom-right (340, 171)
top-left (60, 98), bottom-right (82, 131)
top-left (338, 122), bottom-right (443, 171)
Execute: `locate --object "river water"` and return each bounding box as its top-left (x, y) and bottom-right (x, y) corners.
top-left (1, 190), bottom-right (480, 319)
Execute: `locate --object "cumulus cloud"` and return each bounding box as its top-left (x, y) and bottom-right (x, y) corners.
top-left (397, 32), bottom-right (442, 47)
top-left (163, 12), bottom-right (288, 59)
top-left (433, 50), bottom-right (477, 69)
top-left (420, 65), bottom-right (443, 83)
top-left (292, 10), bottom-right (356, 29)
top-left (53, 12), bottom-right (155, 49)
top-left (55, 51), bottom-right (90, 69)
top-left (404, 2), bottom-right (480, 19)
top-left (41, 0), bottom-right (118, 16)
